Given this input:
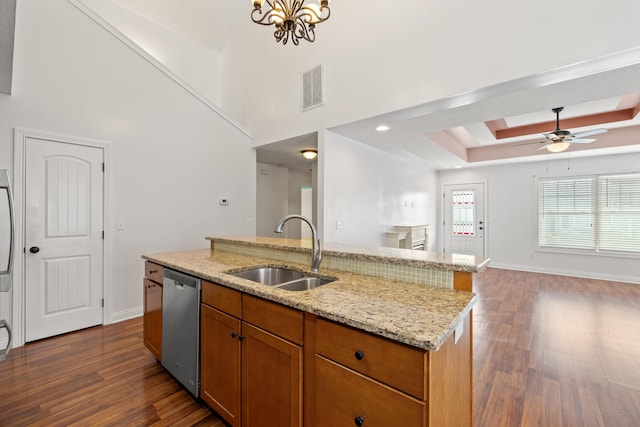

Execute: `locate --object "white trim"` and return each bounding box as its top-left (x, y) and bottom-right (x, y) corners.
top-left (111, 307), bottom-right (142, 323)
top-left (66, 0), bottom-right (252, 139)
top-left (488, 262), bottom-right (640, 285)
top-left (12, 128), bottom-right (112, 348)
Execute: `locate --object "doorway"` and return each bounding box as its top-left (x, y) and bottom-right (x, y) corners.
top-left (443, 182), bottom-right (486, 257)
top-left (13, 129), bottom-right (110, 346)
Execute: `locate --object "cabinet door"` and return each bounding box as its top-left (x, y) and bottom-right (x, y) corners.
top-left (143, 278), bottom-right (162, 360)
top-left (313, 356), bottom-right (425, 427)
top-left (241, 322), bottom-right (302, 427)
top-left (201, 304), bottom-right (242, 427)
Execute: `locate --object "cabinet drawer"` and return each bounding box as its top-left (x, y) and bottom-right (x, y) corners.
top-left (412, 228), bottom-right (426, 240)
top-left (202, 281), bottom-right (242, 318)
top-left (144, 261), bottom-right (163, 284)
top-left (242, 294), bottom-right (303, 345)
top-left (314, 318), bottom-right (427, 400)
top-left (313, 355), bottom-right (425, 427)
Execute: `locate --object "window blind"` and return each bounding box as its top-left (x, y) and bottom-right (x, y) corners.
top-left (539, 177), bottom-right (596, 250)
top-left (538, 173), bottom-right (640, 254)
top-left (597, 174), bottom-right (640, 252)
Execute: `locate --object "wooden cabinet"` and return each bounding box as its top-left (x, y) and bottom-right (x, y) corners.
top-left (305, 313), bottom-right (472, 427)
top-left (200, 281), bottom-right (303, 427)
top-left (241, 322), bottom-right (302, 427)
top-left (201, 303), bottom-right (241, 426)
top-left (143, 261), bottom-right (163, 360)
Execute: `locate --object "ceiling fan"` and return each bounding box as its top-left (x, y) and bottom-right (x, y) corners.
top-left (517, 107), bottom-right (608, 152)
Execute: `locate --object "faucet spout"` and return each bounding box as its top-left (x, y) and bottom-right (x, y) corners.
top-left (274, 214), bottom-right (322, 272)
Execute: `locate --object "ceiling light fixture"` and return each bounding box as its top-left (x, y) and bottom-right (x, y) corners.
top-left (376, 125), bottom-right (390, 132)
top-left (251, 0), bottom-right (331, 46)
top-left (546, 142), bottom-right (570, 153)
top-left (301, 149), bottom-right (318, 160)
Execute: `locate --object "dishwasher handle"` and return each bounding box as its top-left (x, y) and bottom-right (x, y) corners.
top-left (164, 269), bottom-right (199, 289)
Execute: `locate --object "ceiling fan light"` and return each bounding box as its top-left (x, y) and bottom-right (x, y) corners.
top-left (546, 142), bottom-right (570, 153)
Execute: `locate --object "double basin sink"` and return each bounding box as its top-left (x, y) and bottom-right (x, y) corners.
top-left (227, 266), bottom-right (335, 291)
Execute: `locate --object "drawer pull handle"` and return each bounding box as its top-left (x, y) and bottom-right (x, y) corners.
top-left (354, 350), bottom-right (365, 360)
top-left (231, 332), bottom-right (238, 339)
top-left (355, 416), bottom-right (365, 426)
top-left (149, 269), bottom-right (158, 274)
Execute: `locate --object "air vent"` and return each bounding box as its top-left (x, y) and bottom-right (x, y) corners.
top-left (302, 65), bottom-right (324, 111)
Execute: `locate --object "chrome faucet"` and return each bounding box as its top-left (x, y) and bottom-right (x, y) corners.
top-left (274, 214), bottom-right (322, 272)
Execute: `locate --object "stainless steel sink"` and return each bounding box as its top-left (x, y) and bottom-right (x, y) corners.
top-left (227, 266), bottom-right (335, 291)
top-left (229, 267), bottom-right (304, 286)
top-left (276, 277), bottom-right (334, 291)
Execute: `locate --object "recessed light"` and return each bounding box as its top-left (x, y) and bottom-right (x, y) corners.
top-left (454, 165), bottom-right (462, 169)
top-left (376, 125), bottom-right (390, 132)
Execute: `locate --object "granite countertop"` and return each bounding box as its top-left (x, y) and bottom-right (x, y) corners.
top-left (143, 247), bottom-right (478, 351)
top-left (209, 235), bottom-right (490, 273)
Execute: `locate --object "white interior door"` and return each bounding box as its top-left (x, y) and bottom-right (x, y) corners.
top-left (443, 183), bottom-right (485, 257)
top-left (24, 137), bottom-right (104, 342)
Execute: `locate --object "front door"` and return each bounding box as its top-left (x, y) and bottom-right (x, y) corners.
top-left (443, 183), bottom-right (485, 257)
top-left (24, 137), bottom-right (104, 342)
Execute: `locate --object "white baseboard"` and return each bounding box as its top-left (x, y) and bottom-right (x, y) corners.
top-left (110, 306), bottom-right (143, 323)
top-left (489, 262), bottom-right (640, 285)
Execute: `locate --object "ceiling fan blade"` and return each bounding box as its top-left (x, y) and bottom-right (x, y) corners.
top-left (567, 138), bottom-right (595, 144)
top-left (572, 128), bottom-right (608, 138)
top-left (537, 143), bottom-right (552, 151)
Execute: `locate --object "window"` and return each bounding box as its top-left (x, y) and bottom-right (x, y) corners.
top-left (538, 173), bottom-right (640, 254)
top-left (451, 190), bottom-right (475, 236)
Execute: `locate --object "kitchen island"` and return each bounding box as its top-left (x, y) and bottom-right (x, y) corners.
top-left (142, 236), bottom-right (488, 427)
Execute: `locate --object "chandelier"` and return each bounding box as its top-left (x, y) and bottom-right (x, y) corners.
top-left (251, 0), bottom-right (331, 45)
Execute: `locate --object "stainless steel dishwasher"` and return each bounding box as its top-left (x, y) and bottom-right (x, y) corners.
top-left (162, 268), bottom-right (201, 397)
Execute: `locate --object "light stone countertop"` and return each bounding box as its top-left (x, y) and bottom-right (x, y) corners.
top-left (209, 235), bottom-right (490, 272)
top-left (143, 247), bottom-right (478, 351)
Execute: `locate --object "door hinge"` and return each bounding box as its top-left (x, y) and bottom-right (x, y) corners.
top-left (102, 162), bottom-right (105, 172)
top-left (101, 298), bottom-right (104, 307)
top-left (102, 230), bottom-right (104, 239)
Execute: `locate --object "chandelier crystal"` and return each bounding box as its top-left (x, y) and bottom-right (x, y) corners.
top-left (251, 0), bottom-right (331, 45)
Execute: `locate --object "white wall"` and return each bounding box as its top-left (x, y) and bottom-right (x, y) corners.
top-left (287, 169), bottom-right (313, 239)
top-left (0, 0), bottom-right (256, 328)
top-left (220, 0), bottom-right (640, 147)
top-left (439, 153), bottom-right (640, 283)
top-left (74, 0), bottom-right (222, 106)
top-left (323, 131), bottom-right (439, 248)
top-left (256, 163), bottom-right (313, 239)
top-left (256, 162), bottom-right (288, 237)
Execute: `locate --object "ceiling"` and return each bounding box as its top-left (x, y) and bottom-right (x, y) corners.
top-left (104, 1), bottom-right (640, 170)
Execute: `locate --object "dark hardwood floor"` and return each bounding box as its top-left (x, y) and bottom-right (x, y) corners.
top-left (0, 317), bottom-right (225, 426)
top-left (0, 268), bottom-right (638, 426)
top-left (473, 268), bottom-right (640, 427)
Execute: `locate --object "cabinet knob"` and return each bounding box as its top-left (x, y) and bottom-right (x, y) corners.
top-left (231, 332), bottom-right (238, 339)
top-left (239, 335), bottom-right (246, 341)
top-left (355, 416), bottom-right (365, 426)
top-left (354, 350), bottom-right (365, 361)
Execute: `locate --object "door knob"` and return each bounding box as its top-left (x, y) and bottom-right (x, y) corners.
top-left (29, 247), bottom-right (40, 254)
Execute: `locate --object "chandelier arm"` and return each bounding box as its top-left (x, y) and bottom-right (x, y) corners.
top-left (251, 0), bottom-right (330, 45)
top-left (252, 0), bottom-right (287, 26)
top-left (298, 4), bottom-right (330, 24)
top-left (294, 16), bottom-right (315, 43)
